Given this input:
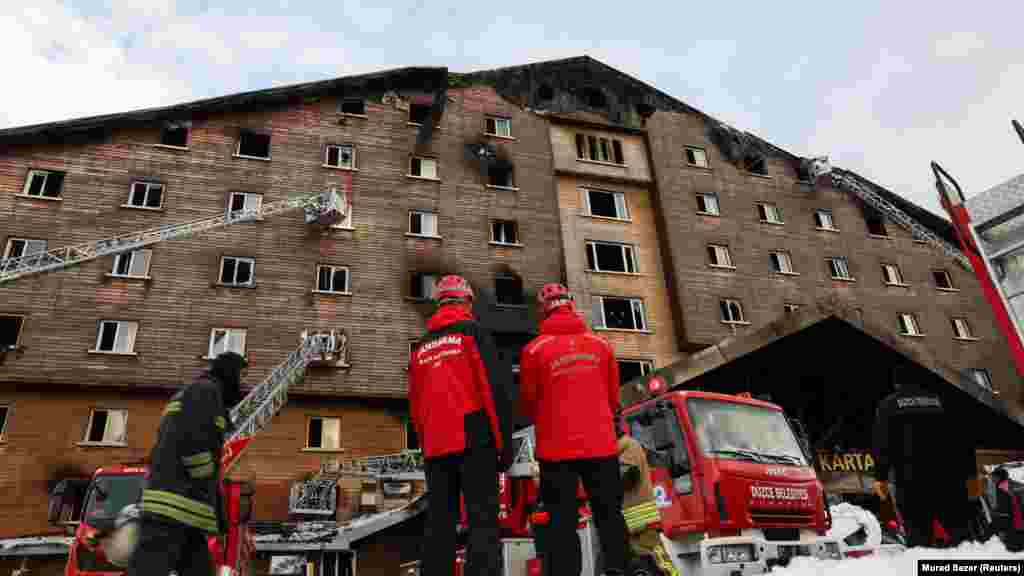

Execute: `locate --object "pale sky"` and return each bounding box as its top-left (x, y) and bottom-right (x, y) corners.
top-left (3, 0), bottom-right (1022, 218)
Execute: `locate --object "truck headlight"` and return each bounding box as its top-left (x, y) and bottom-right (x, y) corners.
top-left (707, 544), bottom-right (755, 564)
top-left (823, 541), bottom-right (841, 559)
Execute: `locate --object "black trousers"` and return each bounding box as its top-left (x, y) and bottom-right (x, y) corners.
top-left (423, 443), bottom-right (500, 576)
top-left (894, 475), bottom-right (965, 548)
top-left (127, 517), bottom-right (213, 576)
top-left (539, 456), bottom-right (630, 575)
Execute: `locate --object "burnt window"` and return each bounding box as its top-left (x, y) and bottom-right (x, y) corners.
top-left (0, 315), bottom-right (24, 350)
top-left (495, 274), bottom-right (524, 306)
top-left (866, 214), bottom-right (888, 236)
top-left (409, 103), bottom-right (432, 125)
top-left (933, 269), bottom-right (955, 290)
top-left (487, 163), bottom-right (514, 188)
top-left (410, 272), bottom-right (437, 300)
top-left (160, 125), bottom-right (189, 147)
top-left (340, 99), bottom-right (366, 115)
top-left (22, 170), bottom-right (65, 199)
top-left (236, 130), bottom-right (271, 159)
top-left (618, 360), bottom-right (652, 388)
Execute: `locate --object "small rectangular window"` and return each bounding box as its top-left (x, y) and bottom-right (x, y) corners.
top-left (485, 117), bottom-right (512, 137)
top-left (22, 170), bottom-right (65, 199)
top-left (586, 189), bottom-right (628, 220)
top-left (495, 275), bottom-right (525, 306)
top-left (487, 164), bottom-right (514, 188)
top-left (408, 211), bottom-right (438, 237)
top-left (898, 313), bottom-right (922, 336)
top-left (933, 269), bottom-right (955, 290)
top-left (340, 99), bottom-right (365, 115)
top-left (685, 147), bottom-right (708, 168)
top-left (586, 241), bottom-right (637, 273)
top-left (696, 193), bottom-right (720, 216)
top-left (0, 405), bottom-right (8, 440)
top-left (576, 134), bottom-right (586, 159)
top-left (707, 244), bottom-right (733, 268)
top-left (307, 417), bottom-right (341, 449)
top-left (969, 368), bottom-right (993, 390)
top-left (3, 238), bottom-right (47, 260)
top-left (316, 265), bottom-right (350, 294)
top-left (409, 103), bottom-right (432, 125)
top-left (828, 257), bottom-right (853, 280)
top-left (209, 328), bottom-right (246, 358)
top-left (409, 157), bottom-right (438, 179)
top-left (720, 299), bottom-right (745, 323)
top-left (220, 256), bottom-right (255, 286)
top-left (769, 251), bottom-right (794, 274)
top-left (757, 203), bottom-right (783, 224)
top-left (236, 130), bottom-right (271, 159)
top-left (94, 320), bottom-right (138, 354)
top-left (491, 220), bottom-right (519, 245)
top-left (228, 192), bottom-right (263, 216)
top-left (84, 409), bottom-right (127, 444)
top-left (160, 125), bottom-right (189, 147)
top-left (951, 317), bottom-right (975, 340)
top-left (324, 145), bottom-right (355, 169)
top-left (593, 296), bottom-right (647, 331)
top-left (814, 210), bottom-right (837, 230)
top-left (617, 360), bottom-right (653, 388)
top-left (588, 136), bottom-right (598, 160)
top-left (866, 214), bottom-right (888, 237)
top-left (410, 273), bottom-right (437, 300)
top-left (0, 315), bottom-right (24, 350)
top-left (612, 140), bottom-right (624, 165)
top-left (882, 264), bottom-right (904, 285)
top-left (127, 181), bottom-right (164, 209)
top-left (111, 249), bottom-right (152, 278)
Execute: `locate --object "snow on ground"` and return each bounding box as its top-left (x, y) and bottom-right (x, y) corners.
top-left (827, 502), bottom-right (882, 548)
top-left (770, 537), bottom-right (1024, 575)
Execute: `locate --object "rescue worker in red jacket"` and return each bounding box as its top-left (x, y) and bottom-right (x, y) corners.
top-left (409, 275), bottom-right (516, 576)
top-left (519, 283), bottom-right (630, 576)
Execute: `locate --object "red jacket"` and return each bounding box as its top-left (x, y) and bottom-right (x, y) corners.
top-left (519, 308), bottom-right (620, 461)
top-left (409, 305), bottom-right (514, 460)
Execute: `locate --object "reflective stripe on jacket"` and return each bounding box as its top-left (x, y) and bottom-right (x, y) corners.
top-left (624, 501), bottom-right (660, 533)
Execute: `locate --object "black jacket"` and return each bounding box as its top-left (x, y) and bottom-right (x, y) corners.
top-left (142, 373), bottom-right (231, 533)
top-left (871, 384), bottom-right (947, 483)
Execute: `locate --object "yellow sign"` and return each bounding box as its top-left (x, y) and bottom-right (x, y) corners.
top-left (816, 451), bottom-right (875, 473)
top-left (815, 450), bottom-right (876, 495)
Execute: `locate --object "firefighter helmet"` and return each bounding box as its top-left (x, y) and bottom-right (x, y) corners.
top-left (433, 275), bottom-right (474, 304)
top-left (538, 283), bottom-right (574, 315)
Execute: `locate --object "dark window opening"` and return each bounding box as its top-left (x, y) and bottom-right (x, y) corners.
top-left (87, 411), bottom-right (109, 443)
top-left (537, 84), bottom-right (554, 101)
top-left (587, 190), bottom-right (627, 219)
top-left (410, 272), bottom-right (436, 300)
top-left (237, 131), bottom-right (271, 159)
top-left (487, 164), bottom-right (514, 188)
top-left (220, 257), bottom-right (254, 286)
top-left (933, 269), bottom-right (954, 289)
top-left (618, 360), bottom-right (651, 388)
top-left (0, 405), bottom-right (7, 438)
top-left (866, 214), bottom-right (888, 236)
top-left (307, 418), bottom-right (323, 448)
top-left (409, 103), bottom-right (432, 125)
top-left (612, 140), bottom-right (624, 164)
top-left (720, 299), bottom-right (745, 323)
top-left (576, 134), bottom-right (586, 159)
top-left (495, 275), bottom-right (524, 306)
top-left (597, 297), bottom-right (646, 331)
top-left (26, 170), bottom-right (65, 198)
top-left (491, 220), bottom-right (519, 244)
top-left (317, 266), bottom-right (348, 293)
top-left (587, 242), bottom-right (635, 273)
top-left (160, 126), bottom-right (188, 147)
top-left (1, 316), bottom-right (23, 349)
top-left (341, 99), bottom-right (365, 115)
top-left (98, 322), bottom-right (118, 351)
top-left (588, 136), bottom-right (598, 161)
top-left (583, 87), bottom-right (607, 108)
top-left (129, 182), bottom-right (163, 208)
top-left (744, 155), bottom-right (767, 175)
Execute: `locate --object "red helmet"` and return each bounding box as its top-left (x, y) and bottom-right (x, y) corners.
top-left (538, 283), bottom-right (574, 315)
top-left (433, 275), bottom-right (474, 304)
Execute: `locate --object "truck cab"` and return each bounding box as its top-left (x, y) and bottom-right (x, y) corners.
top-left (622, 389), bottom-right (841, 574)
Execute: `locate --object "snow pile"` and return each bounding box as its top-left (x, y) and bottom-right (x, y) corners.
top-left (827, 502), bottom-right (882, 549)
top-left (769, 537), bottom-right (1024, 575)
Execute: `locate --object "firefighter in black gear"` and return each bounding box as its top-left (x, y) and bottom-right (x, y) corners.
top-left (128, 351), bottom-right (247, 575)
top-left (872, 364), bottom-right (966, 548)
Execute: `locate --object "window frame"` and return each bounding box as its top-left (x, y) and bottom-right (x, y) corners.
top-left (932, 269), bottom-right (957, 291)
top-left (219, 256), bottom-right (256, 287)
top-left (814, 209), bottom-right (838, 231)
top-left (82, 408), bottom-right (129, 446)
top-left (409, 272), bottom-right (438, 301)
top-left (3, 238), bottom-right (48, 260)
top-left (575, 134), bottom-right (626, 165)
top-left (685, 146), bottom-right (709, 168)
top-left (898, 313), bottom-right (924, 337)
top-left (827, 257), bottom-right (854, 281)
top-left (207, 327), bottom-right (247, 359)
top-left (881, 263), bottom-right (906, 286)
top-left (323, 144), bottom-right (356, 170)
top-left (125, 180), bottom-right (165, 210)
top-left (769, 251), bottom-right (796, 275)
top-left (617, 359), bottom-right (653, 388)
top-left (484, 116), bottom-right (513, 138)
top-left (408, 103), bottom-right (434, 126)
top-left (490, 220), bottom-right (520, 246)
top-left (707, 244), bottom-right (734, 269)
top-left (21, 169), bottom-right (65, 200)
top-left (92, 320), bottom-right (139, 355)
top-left (110, 249), bottom-right (153, 279)
top-left (408, 156), bottom-right (439, 180)
top-left (158, 125), bottom-right (189, 148)
top-left (592, 295), bottom-right (648, 332)
top-left (0, 314), bottom-right (25, 351)
top-left (339, 98), bottom-right (367, 117)
top-left (696, 193), bottom-right (720, 216)
top-left (756, 202), bottom-right (784, 224)
top-left (584, 189), bottom-right (630, 221)
top-left (720, 298), bottom-right (748, 324)
top-left (951, 317), bottom-right (977, 340)
top-left (305, 416), bottom-right (342, 451)
top-left (865, 214), bottom-right (889, 237)
top-left (0, 404), bottom-right (8, 441)
top-left (227, 191), bottom-right (264, 218)
top-left (407, 211), bottom-right (440, 238)
top-left (585, 240), bottom-right (638, 274)
top-left (235, 130), bottom-right (272, 160)
top-left (315, 264), bottom-right (351, 295)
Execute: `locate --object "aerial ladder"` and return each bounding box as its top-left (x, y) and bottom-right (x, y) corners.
top-left (929, 119), bottom-right (1024, 378)
top-left (0, 175), bottom-right (426, 518)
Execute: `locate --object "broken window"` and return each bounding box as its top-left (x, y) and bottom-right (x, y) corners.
top-left (409, 103), bottom-right (432, 125)
top-left (228, 192), bottom-right (263, 217)
top-left (586, 189), bottom-right (629, 220)
top-left (0, 405), bottom-right (7, 440)
top-left (495, 274), bottom-right (524, 306)
top-left (783, 303), bottom-right (800, 315)
top-left (898, 313), bottom-right (922, 336)
top-left (827, 257), bottom-right (853, 280)
top-left (814, 209), bottom-right (837, 230)
top-left (408, 211), bottom-right (438, 237)
top-left (84, 409), bottom-right (128, 444)
top-left (617, 360), bottom-right (652, 389)
top-left (485, 117), bottom-right (512, 138)
top-left (160, 125), bottom-right (189, 148)
top-left (236, 130), bottom-right (271, 159)
top-left (94, 320), bottom-right (138, 354)
top-left (410, 273), bottom-right (437, 300)
top-left (593, 296), bottom-right (647, 331)
top-left (316, 265), bottom-right (349, 294)
top-left (491, 220), bottom-right (519, 245)
top-left (696, 193), bottom-right (720, 215)
top-left (882, 264), bottom-right (904, 285)
top-left (757, 203), bottom-right (783, 224)
top-left (3, 238), bottom-right (47, 260)
top-left (209, 328), bottom-right (246, 358)
top-left (951, 317), bottom-right (975, 339)
top-left (586, 241), bottom-right (637, 273)
top-left (111, 249), bottom-right (152, 278)
top-left (487, 163), bottom-right (515, 188)
top-left (720, 299), bottom-right (745, 323)
top-left (685, 147), bottom-right (709, 168)
top-left (932, 269), bottom-right (955, 290)
top-left (307, 417), bottom-right (341, 450)
top-left (220, 257), bottom-right (254, 286)
top-left (0, 315), bottom-right (24, 350)
top-left (969, 368), bottom-right (993, 390)
top-left (769, 251), bottom-right (794, 274)
top-left (865, 214), bottom-right (888, 236)
top-left (707, 244), bottom-right (732, 268)
top-left (22, 170), bottom-right (65, 199)
top-left (409, 156), bottom-right (438, 179)
top-left (127, 181), bottom-right (164, 209)
top-left (324, 145), bottom-right (355, 169)
top-left (340, 99), bottom-right (366, 115)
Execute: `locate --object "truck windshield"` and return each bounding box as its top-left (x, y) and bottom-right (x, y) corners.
top-left (687, 398), bottom-right (807, 466)
top-left (84, 475), bottom-right (143, 523)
